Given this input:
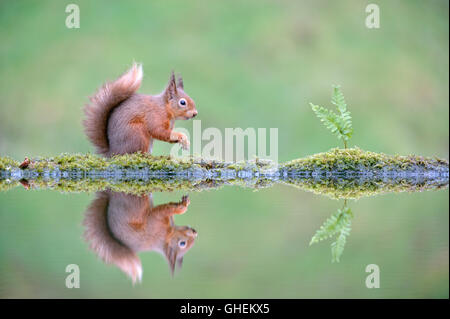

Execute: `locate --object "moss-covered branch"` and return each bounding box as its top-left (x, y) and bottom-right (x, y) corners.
top-left (0, 148), bottom-right (448, 199)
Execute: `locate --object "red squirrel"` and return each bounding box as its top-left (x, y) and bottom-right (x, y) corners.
top-left (83, 63), bottom-right (198, 157)
top-left (83, 191), bottom-right (197, 283)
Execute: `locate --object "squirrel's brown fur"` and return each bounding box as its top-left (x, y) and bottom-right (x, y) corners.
top-left (83, 63), bottom-right (197, 157)
top-left (83, 191), bottom-right (197, 283)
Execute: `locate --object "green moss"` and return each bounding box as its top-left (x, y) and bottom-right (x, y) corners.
top-left (27, 152), bottom-right (197, 172)
top-left (282, 178), bottom-right (447, 200)
top-left (281, 148), bottom-right (448, 199)
top-left (8, 153), bottom-right (263, 173)
top-left (0, 156), bottom-right (19, 170)
top-left (0, 176), bottom-right (272, 195)
top-left (0, 148), bottom-right (447, 198)
top-left (3, 148), bottom-right (447, 172)
top-left (0, 179), bottom-right (19, 192)
top-left (282, 147), bottom-right (448, 171)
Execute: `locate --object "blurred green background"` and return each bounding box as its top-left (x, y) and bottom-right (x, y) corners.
top-left (0, 0), bottom-right (448, 298)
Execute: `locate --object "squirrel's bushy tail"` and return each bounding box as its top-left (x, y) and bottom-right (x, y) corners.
top-left (83, 63), bottom-right (143, 156)
top-left (83, 192), bottom-right (142, 284)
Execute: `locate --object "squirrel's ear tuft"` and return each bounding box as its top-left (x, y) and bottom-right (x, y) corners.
top-left (164, 71), bottom-right (178, 102)
top-left (177, 74), bottom-right (184, 90)
top-left (164, 244), bottom-right (177, 276)
top-left (176, 256), bottom-right (184, 270)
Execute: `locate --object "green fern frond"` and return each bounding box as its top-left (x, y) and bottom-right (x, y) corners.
top-left (310, 208), bottom-right (344, 245)
top-left (331, 85), bottom-right (347, 114)
top-left (310, 206), bottom-right (353, 262)
top-left (310, 85), bottom-right (353, 148)
top-left (331, 211), bottom-right (352, 263)
top-left (309, 103), bottom-right (343, 140)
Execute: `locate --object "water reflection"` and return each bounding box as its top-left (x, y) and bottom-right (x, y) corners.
top-left (1, 159), bottom-right (448, 283)
top-left (83, 191), bottom-right (197, 283)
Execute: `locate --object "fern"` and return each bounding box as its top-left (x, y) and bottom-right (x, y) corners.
top-left (310, 85), bottom-right (353, 148)
top-left (310, 206), bottom-right (353, 263)
top-left (331, 213), bottom-right (352, 263)
top-left (310, 208), bottom-right (345, 245)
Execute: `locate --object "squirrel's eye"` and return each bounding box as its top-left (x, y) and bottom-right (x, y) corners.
top-left (178, 240), bottom-right (186, 248)
top-left (178, 98), bottom-right (187, 107)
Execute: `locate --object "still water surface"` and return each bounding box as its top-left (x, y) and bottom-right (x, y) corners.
top-left (0, 171), bottom-right (448, 298)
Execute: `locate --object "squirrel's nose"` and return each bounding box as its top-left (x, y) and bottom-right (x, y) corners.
top-left (192, 111), bottom-right (198, 117)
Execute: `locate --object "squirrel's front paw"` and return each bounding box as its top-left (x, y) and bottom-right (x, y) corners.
top-left (170, 131), bottom-right (190, 150)
top-left (178, 133), bottom-right (190, 150)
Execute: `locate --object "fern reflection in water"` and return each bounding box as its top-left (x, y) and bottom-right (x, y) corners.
top-left (310, 201), bottom-right (353, 263)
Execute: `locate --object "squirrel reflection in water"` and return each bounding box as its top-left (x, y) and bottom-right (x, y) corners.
top-left (83, 191), bottom-right (197, 283)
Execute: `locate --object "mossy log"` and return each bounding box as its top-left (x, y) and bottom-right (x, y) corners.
top-left (0, 148), bottom-right (448, 199)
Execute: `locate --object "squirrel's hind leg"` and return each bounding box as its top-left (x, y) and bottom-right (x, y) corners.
top-left (108, 124), bottom-right (150, 156)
